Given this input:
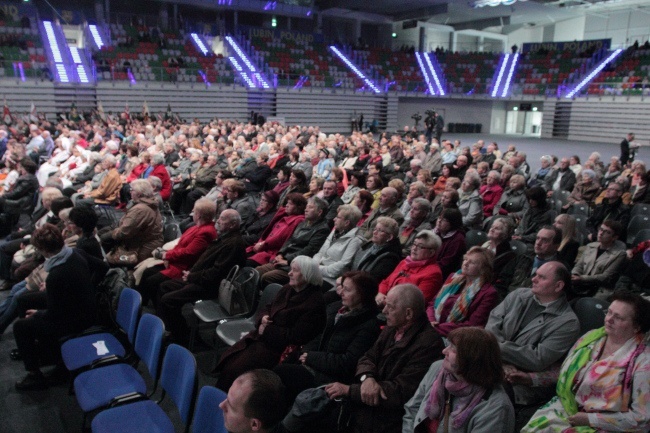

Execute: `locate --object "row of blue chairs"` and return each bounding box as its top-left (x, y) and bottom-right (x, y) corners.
top-left (59, 288), bottom-right (227, 433)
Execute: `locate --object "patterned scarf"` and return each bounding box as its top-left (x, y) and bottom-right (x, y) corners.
top-left (425, 367), bottom-right (486, 430)
top-left (433, 271), bottom-right (483, 323)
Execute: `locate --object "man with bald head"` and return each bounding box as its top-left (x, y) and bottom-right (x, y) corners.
top-left (358, 187), bottom-right (404, 239)
top-left (324, 284), bottom-right (443, 433)
top-left (486, 261), bottom-right (580, 411)
top-left (156, 209), bottom-right (247, 344)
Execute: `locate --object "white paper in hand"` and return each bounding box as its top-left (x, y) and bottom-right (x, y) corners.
top-left (92, 340), bottom-right (110, 356)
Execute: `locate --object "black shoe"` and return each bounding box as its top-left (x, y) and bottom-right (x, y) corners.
top-left (44, 365), bottom-right (69, 385)
top-left (15, 372), bottom-right (48, 391)
top-left (10, 348), bottom-right (22, 361)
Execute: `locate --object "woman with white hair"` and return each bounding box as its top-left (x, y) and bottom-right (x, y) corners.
top-left (563, 168), bottom-right (601, 210)
top-left (36, 137), bottom-right (72, 186)
top-left (457, 171), bottom-right (483, 230)
top-left (147, 152), bottom-right (172, 201)
top-left (529, 155), bottom-right (554, 189)
top-left (215, 255), bottom-right (327, 391)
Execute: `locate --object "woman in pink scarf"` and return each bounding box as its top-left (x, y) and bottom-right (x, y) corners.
top-left (403, 327), bottom-right (515, 433)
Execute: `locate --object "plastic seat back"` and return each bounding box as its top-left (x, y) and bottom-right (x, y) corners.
top-left (627, 215), bottom-right (650, 245)
top-left (465, 230), bottom-right (487, 249)
top-left (192, 386), bottom-right (227, 433)
top-left (160, 344), bottom-right (197, 426)
top-left (572, 297), bottom-right (610, 335)
top-left (115, 288), bottom-right (142, 343)
top-left (163, 222), bottom-right (181, 243)
top-left (133, 314), bottom-right (165, 382)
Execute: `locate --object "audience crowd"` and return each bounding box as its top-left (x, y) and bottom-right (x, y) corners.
top-left (0, 113), bottom-right (649, 433)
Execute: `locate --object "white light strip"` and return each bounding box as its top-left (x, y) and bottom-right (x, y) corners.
top-left (77, 65), bottom-right (88, 83)
top-left (225, 36), bottom-right (257, 72)
top-left (229, 57), bottom-right (256, 88)
top-left (425, 52), bottom-right (445, 96)
top-left (565, 49), bottom-right (623, 98)
top-left (43, 21), bottom-right (63, 63)
top-left (190, 33), bottom-right (209, 56)
top-left (225, 36), bottom-right (271, 88)
top-left (70, 47), bottom-right (82, 64)
top-left (491, 53), bottom-right (509, 97)
top-left (501, 52), bottom-right (519, 97)
top-left (88, 25), bottom-right (104, 49)
top-left (415, 53), bottom-right (435, 95)
top-left (329, 46), bottom-right (381, 93)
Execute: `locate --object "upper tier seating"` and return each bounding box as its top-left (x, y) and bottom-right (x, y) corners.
top-left (587, 47), bottom-right (650, 96)
top-left (515, 49), bottom-right (593, 96)
top-left (437, 51), bottom-right (499, 94)
top-left (0, 20), bottom-right (46, 80)
top-left (349, 48), bottom-right (424, 92)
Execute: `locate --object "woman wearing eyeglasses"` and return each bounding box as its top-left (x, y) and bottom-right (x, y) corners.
top-left (375, 229), bottom-right (444, 307)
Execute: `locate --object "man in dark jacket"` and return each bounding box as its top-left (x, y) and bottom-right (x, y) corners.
top-left (586, 182), bottom-right (630, 242)
top-left (543, 157), bottom-right (576, 196)
top-left (322, 284), bottom-right (443, 433)
top-left (321, 180), bottom-right (343, 229)
top-left (157, 209), bottom-right (246, 344)
top-left (0, 157), bottom-right (39, 234)
top-left (257, 197), bottom-right (330, 286)
top-left (243, 153), bottom-right (273, 193)
top-left (14, 224), bottom-right (96, 390)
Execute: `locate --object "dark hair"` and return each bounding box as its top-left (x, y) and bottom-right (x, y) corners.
top-left (50, 196), bottom-right (73, 216)
top-left (20, 157), bottom-right (37, 174)
top-left (447, 327), bottom-right (503, 388)
top-left (69, 205), bottom-right (99, 234)
top-left (602, 219), bottom-right (623, 238)
top-left (290, 169), bottom-right (307, 186)
top-left (341, 271), bottom-right (379, 308)
top-left (609, 291), bottom-right (650, 333)
top-left (350, 171), bottom-right (366, 188)
top-left (285, 193), bottom-right (307, 214)
top-left (549, 261), bottom-right (571, 290)
top-left (242, 369), bottom-right (287, 429)
top-left (218, 169), bottom-right (234, 180)
top-left (228, 180), bottom-right (246, 197)
top-left (278, 165), bottom-right (291, 178)
top-left (356, 190), bottom-right (374, 210)
top-left (31, 223), bottom-right (64, 254)
top-left (525, 186), bottom-right (547, 208)
top-left (440, 208), bottom-right (463, 230)
top-left (540, 225), bottom-right (563, 245)
top-left (571, 155), bottom-right (581, 164)
top-left (367, 174), bottom-right (384, 190)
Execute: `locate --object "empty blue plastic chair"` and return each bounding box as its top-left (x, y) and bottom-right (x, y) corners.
top-left (191, 386), bottom-right (227, 433)
top-left (74, 314), bottom-right (165, 427)
top-left (61, 288), bottom-right (141, 373)
top-left (91, 344), bottom-right (197, 433)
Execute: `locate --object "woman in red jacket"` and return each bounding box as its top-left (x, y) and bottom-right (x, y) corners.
top-left (376, 229), bottom-right (444, 307)
top-left (246, 193), bottom-right (307, 266)
top-left (136, 198), bottom-right (217, 306)
top-left (148, 153), bottom-right (172, 201)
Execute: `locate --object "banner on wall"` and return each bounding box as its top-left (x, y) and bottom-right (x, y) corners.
top-left (522, 39), bottom-right (611, 54)
top-left (242, 26), bottom-right (324, 44)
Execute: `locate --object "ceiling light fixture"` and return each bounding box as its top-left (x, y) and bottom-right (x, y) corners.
top-left (474, 0), bottom-right (527, 7)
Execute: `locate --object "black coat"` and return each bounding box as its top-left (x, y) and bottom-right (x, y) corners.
top-left (3, 173), bottom-right (38, 215)
top-left (351, 238), bottom-right (402, 283)
top-left (242, 209), bottom-right (277, 246)
top-left (244, 165), bottom-right (273, 192)
top-left (302, 301), bottom-right (381, 385)
top-left (186, 230), bottom-right (247, 291)
top-left (278, 218), bottom-right (330, 263)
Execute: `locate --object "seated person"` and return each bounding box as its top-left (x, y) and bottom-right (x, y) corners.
top-left (522, 292), bottom-right (650, 433)
top-left (14, 224), bottom-right (96, 390)
top-left (615, 238), bottom-right (650, 295)
top-left (75, 154), bottom-right (122, 208)
top-left (241, 190), bottom-right (280, 246)
top-left (350, 216), bottom-right (402, 283)
top-left (274, 271), bottom-right (381, 395)
top-left (510, 226), bottom-right (564, 291)
top-left (156, 209), bottom-right (246, 344)
top-left (482, 216), bottom-right (517, 299)
top-left (480, 170), bottom-right (504, 217)
top-left (376, 230), bottom-right (443, 307)
top-left (486, 262), bottom-right (580, 412)
top-left (427, 247), bottom-right (499, 337)
top-left (0, 157), bottom-right (39, 235)
top-left (321, 284), bottom-right (444, 433)
top-left (493, 174), bottom-right (528, 221)
top-left (433, 208), bottom-right (467, 280)
top-left (398, 197), bottom-right (432, 257)
top-left (216, 256), bottom-right (327, 391)
top-left (403, 327), bottom-right (515, 433)
top-left (562, 169), bottom-right (601, 211)
top-left (570, 219), bottom-right (627, 299)
top-left (512, 187), bottom-right (553, 247)
top-left (586, 181), bottom-right (630, 242)
top-left (312, 205), bottom-right (363, 289)
top-left (136, 198), bottom-right (217, 306)
top-left (457, 172), bottom-right (483, 230)
top-left (357, 187), bottom-right (404, 239)
top-left (552, 214), bottom-right (580, 268)
top-left (100, 179), bottom-right (163, 265)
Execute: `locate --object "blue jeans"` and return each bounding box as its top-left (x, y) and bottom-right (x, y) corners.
top-left (0, 280), bottom-right (28, 334)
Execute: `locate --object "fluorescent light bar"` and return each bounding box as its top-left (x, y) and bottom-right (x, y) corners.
top-left (501, 52), bottom-right (519, 97)
top-left (329, 46), bottom-right (381, 93)
top-left (425, 52), bottom-right (445, 96)
top-left (415, 53), bottom-right (435, 95)
top-left (565, 49), bottom-right (623, 98)
top-left (190, 33), bottom-right (209, 56)
top-left (491, 53), bottom-right (509, 97)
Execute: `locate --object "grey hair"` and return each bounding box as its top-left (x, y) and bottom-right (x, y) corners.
top-left (581, 169), bottom-right (596, 179)
top-left (151, 153), bottom-right (164, 165)
top-left (540, 155), bottom-right (553, 164)
top-left (130, 179), bottom-right (155, 198)
top-left (415, 229), bottom-right (442, 252)
top-left (102, 154), bottom-right (116, 166)
top-left (291, 256), bottom-right (323, 287)
top-left (375, 216), bottom-right (399, 237)
top-left (464, 172), bottom-right (482, 190)
top-left (390, 284), bottom-right (425, 317)
top-left (488, 170), bottom-right (501, 182)
top-left (147, 175), bottom-right (162, 192)
top-left (309, 196), bottom-right (329, 215)
top-left (411, 197), bottom-right (432, 214)
top-left (410, 181), bottom-right (428, 197)
top-left (337, 204), bottom-right (362, 226)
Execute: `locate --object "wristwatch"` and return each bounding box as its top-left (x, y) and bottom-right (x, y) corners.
top-left (360, 374), bottom-right (372, 382)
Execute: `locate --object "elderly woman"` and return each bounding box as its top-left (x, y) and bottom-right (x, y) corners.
top-left (433, 164), bottom-right (453, 196)
top-left (480, 170), bottom-right (504, 218)
top-left (136, 198), bottom-right (217, 305)
top-left (215, 256), bottom-right (327, 391)
top-left (457, 172), bottom-right (483, 230)
top-left (148, 153), bottom-right (172, 201)
top-left (274, 271), bottom-right (381, 395)
top-left (630, 169), bottom-right (650, 205)
top-left (512, 187), bottom-right (553, 246)
top-left (304, 176), bottom-right (324, 199)
top-left (434, 208), bottom-right (467, 281)
top-left (493, 174), bottom-right (528, 220)
top-left (563, 169), bottom-right (601, 211)
top-left (366, 174), bottom-right (384, 209)
top-left (427, 247), bottom-right (498, 337)
top-left (403, 327), bottom-right (515, 433)
top-left (246, 193), bottom-right (307, 267)
top-left (521, 292), bottom-right (650, 433)
top-left (553, 214), bottom-right (580, 267)
top-left (75, 154), bottom-right (122, 208)
top-left (529, 155), bottom-right (555, 189)
top-left (482, 217), bottom-right (517, 298)
top-left (101, 179), bottom-right (163, 265)
top-left (376, 229), bottom-right (444, 307)
top-left (399, 198), bottom-right (433, 256)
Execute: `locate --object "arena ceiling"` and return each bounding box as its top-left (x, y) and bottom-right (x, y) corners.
top-left (316, 0), bottom-right (650, 30)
